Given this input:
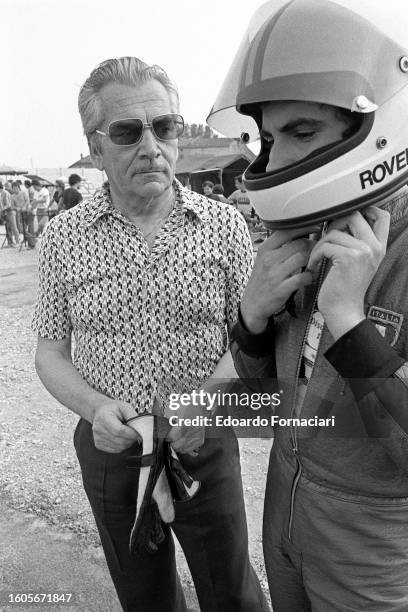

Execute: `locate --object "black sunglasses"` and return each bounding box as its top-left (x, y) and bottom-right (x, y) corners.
top-left (95, 113), bottom-right (184, 146)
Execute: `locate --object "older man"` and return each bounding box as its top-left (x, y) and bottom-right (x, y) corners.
top-left (33, 57), bottom-right (268, 612)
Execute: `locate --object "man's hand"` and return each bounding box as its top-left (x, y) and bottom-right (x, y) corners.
top-left (92, 400), bottom-right (141, 453)
top-left (308, 206), bottom-right (390, 340)
top-left (241, 226), bottom-right (319, 333)
top-left (164, 399), bottom-right (206, 456)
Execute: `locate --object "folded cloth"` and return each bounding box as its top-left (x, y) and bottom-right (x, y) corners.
top-left (125, 414), bottom-right (200, 554)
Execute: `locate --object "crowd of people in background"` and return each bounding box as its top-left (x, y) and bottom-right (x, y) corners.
top-left (0, 171), bottom-right (267, 250)
top-left (0, 173), bottom-right (83, 249)
top-left (201, 175), bottom-right (268, 243)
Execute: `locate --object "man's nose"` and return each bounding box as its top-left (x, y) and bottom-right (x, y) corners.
top-left (265, 141), bottom-right (295, 172)
top-left (137, 126), bottom-right (161, 160)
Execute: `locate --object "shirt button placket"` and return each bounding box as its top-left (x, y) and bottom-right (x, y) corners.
top-left (129, 228), bottom-right (150, 415)
top-left (142, 264), bottom-right (156, 414)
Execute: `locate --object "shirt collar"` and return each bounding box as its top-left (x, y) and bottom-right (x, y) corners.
top-left (80, 188), bottom-right (116, 227)
top-left (175, 180), bottom-right (210, 223)
top-left (81, 178), bottom-right (209, 228)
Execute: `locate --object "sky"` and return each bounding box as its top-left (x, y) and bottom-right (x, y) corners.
top-left (1, 0), bottom-right (266, 170)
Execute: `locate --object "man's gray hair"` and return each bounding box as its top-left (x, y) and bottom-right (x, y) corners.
top-left (78, 56), bottom-right (179, 137)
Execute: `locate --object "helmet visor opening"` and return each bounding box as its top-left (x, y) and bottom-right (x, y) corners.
top-left (244, 110), bottom-right (374, 190)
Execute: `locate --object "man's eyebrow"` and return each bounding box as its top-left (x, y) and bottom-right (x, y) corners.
top-left (279, 118), bottom-right (325, 133)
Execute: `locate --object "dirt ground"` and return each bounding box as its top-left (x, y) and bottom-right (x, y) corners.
top-left (0, 230), bottom-right (272, 611)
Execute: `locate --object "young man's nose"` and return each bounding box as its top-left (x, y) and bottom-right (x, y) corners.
top-left (265, 141), bottom-right (297, 172)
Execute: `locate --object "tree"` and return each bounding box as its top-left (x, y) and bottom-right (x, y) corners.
top-left (204, 125), bottom-right (213, 138)
top-left (183, 123), bottom-right (216, 139)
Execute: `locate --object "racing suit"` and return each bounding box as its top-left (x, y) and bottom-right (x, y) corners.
top-left (230, 196), bottom-right (408, 612)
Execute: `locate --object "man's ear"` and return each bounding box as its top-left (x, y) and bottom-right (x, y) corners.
top-left (88, 134), bottom-right (104, 171)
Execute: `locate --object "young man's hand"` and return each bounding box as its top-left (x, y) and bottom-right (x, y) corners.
top-left (308, 206), bottom-right (390, 340)
top-left (92, 400), bottom-right (142, 452)
top-left (241, 226), bottom-right (319, 334)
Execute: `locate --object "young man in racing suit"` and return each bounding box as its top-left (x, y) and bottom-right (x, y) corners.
top-left (207, 0), bottom-right (408, 610)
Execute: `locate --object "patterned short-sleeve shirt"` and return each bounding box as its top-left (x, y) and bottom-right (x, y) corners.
top-left (32, 180), bottom-right (253, 413)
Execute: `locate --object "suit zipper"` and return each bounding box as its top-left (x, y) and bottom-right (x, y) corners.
top-left (288, 231), bottom-right (328, 541)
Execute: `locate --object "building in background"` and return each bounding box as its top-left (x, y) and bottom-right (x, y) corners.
top-left (176, 153), bottom-right (253, 195)
top-left (69, 128), bottom-right (255, 196)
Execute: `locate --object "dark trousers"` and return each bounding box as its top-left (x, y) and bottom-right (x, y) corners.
top-left (74, 418), bottom-right (269, 612)
top-left (20, 212), bottom-right (37, 248)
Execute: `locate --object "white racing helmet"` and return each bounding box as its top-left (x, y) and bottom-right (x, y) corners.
top-left (207, 0), bottom-right (408, 228)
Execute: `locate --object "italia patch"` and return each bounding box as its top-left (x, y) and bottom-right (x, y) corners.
top-left (367, 306), bottom-right (404, 347)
